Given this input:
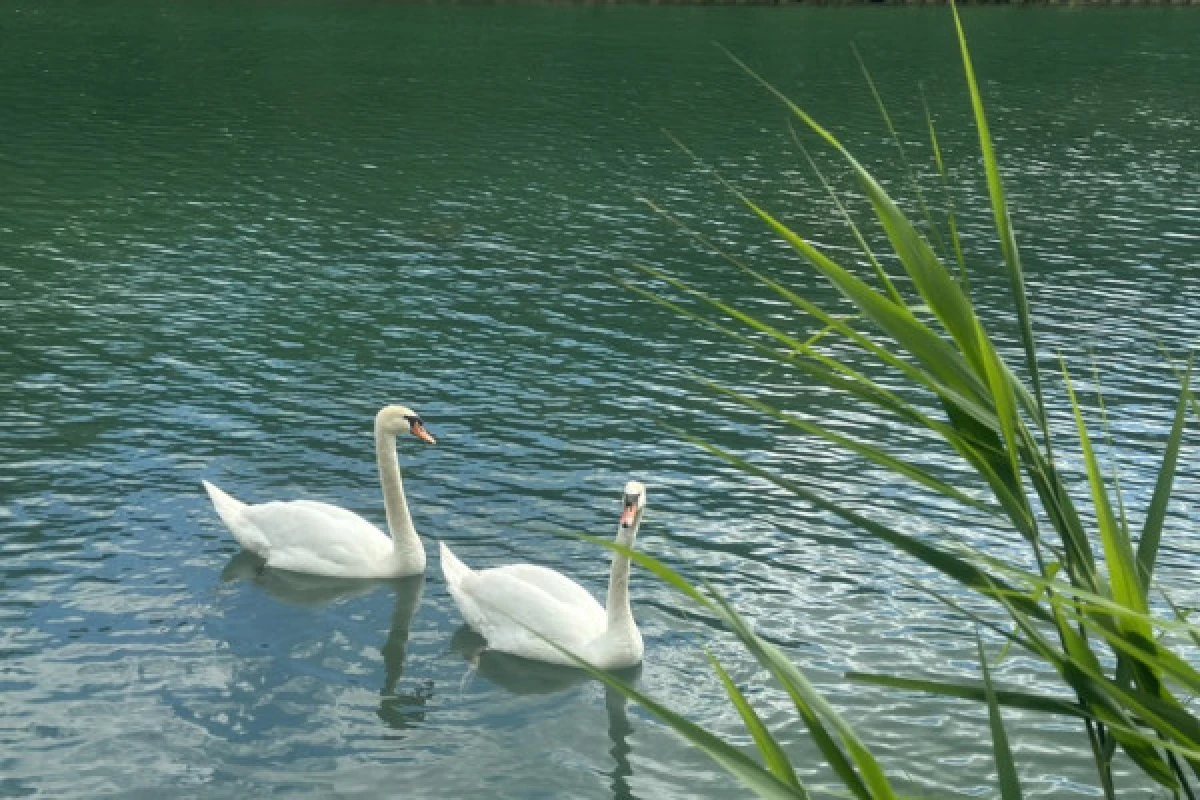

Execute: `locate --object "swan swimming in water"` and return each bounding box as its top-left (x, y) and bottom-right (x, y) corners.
top-left (440, 481), bottom-right (647, 669)
top-left (203, 405), bottom-right (435, 578)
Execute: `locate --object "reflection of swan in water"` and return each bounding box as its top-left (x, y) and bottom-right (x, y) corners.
top-left (221, 551), bottom-right (382, 605)
top-left (451, 626), bottom-right (640, 799)
top-left (605, 685), bottom-right (637, 800)
top-left (220, 553), bottom-right (431, 728)
top-left (377, 575), bottom-right (434, 730)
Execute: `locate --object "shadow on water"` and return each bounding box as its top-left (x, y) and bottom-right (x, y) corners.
top-left (220, 553), bottom-right (432, 729)
top-left (450, 626), bottom-right (640, 800)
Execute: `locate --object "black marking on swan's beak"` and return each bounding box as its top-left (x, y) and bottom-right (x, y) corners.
top-left (620, 496), bottom-right (639, 528)
top-left (407, 416), bottom-right (436, 445)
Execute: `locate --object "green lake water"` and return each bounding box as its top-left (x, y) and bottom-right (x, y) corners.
top-left (2, 3), bottom-right (1199, 797)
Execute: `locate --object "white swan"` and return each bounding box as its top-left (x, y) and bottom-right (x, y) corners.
top-left (202, 405), bottom-right (435, 578)
top-left (440, 481), bottom-right (647, 669)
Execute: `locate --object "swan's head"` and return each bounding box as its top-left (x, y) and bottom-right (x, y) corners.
top-left (619, 481), bottom-right (647, 529)
top-left (376, 405), bottom-right (436, 445)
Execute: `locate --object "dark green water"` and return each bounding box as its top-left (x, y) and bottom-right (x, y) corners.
top-left (3, 3), bottom-right (1199, 797)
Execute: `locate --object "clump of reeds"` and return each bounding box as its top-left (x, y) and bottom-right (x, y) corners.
top-left (572, 4), bottom-right (1200, 797)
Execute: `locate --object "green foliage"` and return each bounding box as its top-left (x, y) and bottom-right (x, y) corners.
top-left (585, 3), bottom-right (1200, 798)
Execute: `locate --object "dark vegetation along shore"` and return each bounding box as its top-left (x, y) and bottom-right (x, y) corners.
top-left (467, 0), bottom-right (1200, 6)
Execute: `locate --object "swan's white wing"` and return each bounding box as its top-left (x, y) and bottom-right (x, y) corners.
top-left (493, 563), bottom-right (604, 615)
top-left (457, 566), bottom-right (607, 664)
top-left (239, 500), bottom-right (394, 576)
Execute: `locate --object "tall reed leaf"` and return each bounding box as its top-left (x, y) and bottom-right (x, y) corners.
top-left (667, 425), bottom-right (1050, 622)
top-left (707, 652), bottom-right (807, 793)
top-left (1061, 361), bottom-right (1148, 623)
top-left (574, 536), bottom-right (886, 799)
top-left (977, 632), bottom-right (1024, 799)
top-left (564, 652), bottom-right (810, 800)
top-left (724, 50), bottom-right (989, 383)
top-left (950, 1), bottom-right (1048, 435)
top-left (922, 93), bottom-right (970, 290)
top-left (698, 377), bottom-right (996, 515)
top-left (847, 672), bottom-right (1086, 720)
top-left (712, 591), bottom-right (897, 800)
top-left (1136, 360), bottom-right (1192, 594)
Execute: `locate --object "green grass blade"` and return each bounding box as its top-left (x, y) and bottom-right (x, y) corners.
top-left (922, 89), bottom-right (969, 292)
top-left (658, 133), bottom-right (992, 412)
top-left (740, 198), bottom-right (989, 405)
top-left (977, 558), bottom-right (1200, 641)
top-left (972, 314), bottom-right (1036, 546)
top-left (571, 535), bottom-right (875, 799)
top-left (725, 49), bottom-right (990, 383)
top-left (621, 261), bottom-right (1017, 465)
top-left (977, 632), bottom-right (1024, 799)
top-left (698, 377), bottom-right (998, 515)
top-left (847, 672), bottom-right (1087, 719)
top-left (910, 586), bottom-right (1199, 778)
top-left (1161, 591), bottom-right (1200, 651)
top-left (952, 590), bottom-right (1182, 789)
top-left (626, 249), bottom-right (1013, 455)
top-left (1071, 616), bottom-right (1200, 695)
top-left (616, 271), bottom-right (968, 444)
top-left (627, 260), bottom-right (814, 356)
top-left (852, 44), bottom-right (949, 263)
top-left (1018, 431), bottom-right (1099, 588)
top-left (667, 425), bottom-right (1050, 623)
top-left (708, 591), bottom-right (895, 800)
top-left (950, 0), bottom-right (1049, 439)
top-left (556, 649), bottom-right (810, 799)
top-left (787, 127), bottom-right (903, 305)
top-left (1136, 359), bottom-right (1192, 594)
top-left (707, 651), bottom-right (807, 793)
top-left (1061, 360), bottom-right (1148, 623)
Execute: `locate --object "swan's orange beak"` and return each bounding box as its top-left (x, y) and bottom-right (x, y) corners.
top-left (619, 502), bottom-right (637, 528)
top-left (411, 421), bottom-right (436, 445)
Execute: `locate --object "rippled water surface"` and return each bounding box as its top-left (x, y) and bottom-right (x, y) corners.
top-left (3, 3), bottom-right (1199, 797)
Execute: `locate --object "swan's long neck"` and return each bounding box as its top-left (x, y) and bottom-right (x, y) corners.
top-left (605, 515), bottom-right (640, 632)
top-left (376, 425), bottom-right (425, 569)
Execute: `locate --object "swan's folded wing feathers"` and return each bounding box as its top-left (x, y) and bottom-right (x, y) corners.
top-left (240, 500), bottom-right (394, 574)
top-left (492, 563), bottom-right (604, 616)
top-left (461, 567), bottom-right (606, 660)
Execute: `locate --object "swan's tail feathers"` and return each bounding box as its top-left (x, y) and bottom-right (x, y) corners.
top-left (439, 541), bottom-right (475, 591)
top-left (202, 480), bottom-right (269, 557)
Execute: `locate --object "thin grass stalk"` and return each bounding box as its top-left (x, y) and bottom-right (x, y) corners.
top-left (1137, 359), bottom-right (1193, 593)
top-left (977, 631), bottom-right (1024, 799)
top-left (574, 536), bottom-right (891, 799)
top-left (786, 126), bottom-right (903, 305)
top-left (697, 377), bottom-right (998, 514)
top-left (921, 88), bottom-right (970, 292)
top-left (1060, 360), bottom-right (1148, 621)
top-left (852, 44), bottom-right (950, 262)
top-left (949, 1), bottom-right (1051, 447)
top-left (664, 425), bottom-right (1051, 623)
top-left (707, 651), bottom-right (807, 793)
top-left (721, 49), bottom-right (995, 388)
